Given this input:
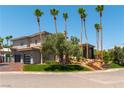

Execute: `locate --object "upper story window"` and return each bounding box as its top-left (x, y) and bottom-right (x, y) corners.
top-left (35, 40), bottom-right (37, 44)
top-left (20, 42), bottom-right (24, 46)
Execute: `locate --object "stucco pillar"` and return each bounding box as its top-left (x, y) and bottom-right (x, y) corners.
top-left (11, 55), bottom-right (15, 62)
top-left (3, 54), bottom-right (6, 63)
top-left (30, 55), bottom-right (34, 64)
top-left (40, 53), bottom-right (43, 64)
top-left (20, 55), bottom-right (23, 64)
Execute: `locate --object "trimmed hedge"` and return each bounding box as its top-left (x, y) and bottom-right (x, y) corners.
top-left (23, 64), bottom-right (90, 72)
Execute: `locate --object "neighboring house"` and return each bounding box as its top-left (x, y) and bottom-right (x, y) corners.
top-left (0, 48), bottom-right (11, 63)
top-left (82, 44), bottom-right (95, 59)
top-left (11, 31), bottom-right (51, 64)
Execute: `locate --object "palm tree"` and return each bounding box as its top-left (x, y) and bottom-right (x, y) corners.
top-left (34, 9), bottom-right (43, 33)
top-left (82, 12), bottom-right (89, 59)
top-left (5, 35), bottom-right (12, 62)
top-left (78, 8), bottom-right (85, 58)
top-left (50, 8), bottom-right (59, 33)
top-left (96, 5), bottom-right (104, 59)
top-left (0, 38), bottom-right (4, 47)
top-left (63, 12), bottom-right (68, 38)
top-left (34, 9), bottom-right (44, 64)
top-left (94, 23), bottom-right (100, 58)
top-left (5, 35), bottom-right (13, 47)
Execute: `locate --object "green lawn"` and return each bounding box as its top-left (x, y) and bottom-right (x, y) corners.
top-left (23, 64), bottom-right (90, 72)
top-left (109, 63), bottom-right (124, 68)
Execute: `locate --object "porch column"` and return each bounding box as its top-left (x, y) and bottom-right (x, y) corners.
top-left (3, 54), bottom-right (6, 63)
top-left (41, 53), bottom-right (43, 64)
top-left (11, 55), bottom-right (15, 62)
top-left (30, 55), bottom-right (34, 64)
top-left (20, 54), bottom-right (23, 64)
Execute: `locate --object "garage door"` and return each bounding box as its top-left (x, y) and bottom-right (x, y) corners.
top-left (15, 55), bottom-right (21, 62)
top-left (24, 54), bottom-right (31, 64)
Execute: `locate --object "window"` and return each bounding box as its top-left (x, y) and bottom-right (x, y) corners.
top-left (20, 42), bottom-right (24, 46)
top-left (35, 40), bottom-right (37, 44)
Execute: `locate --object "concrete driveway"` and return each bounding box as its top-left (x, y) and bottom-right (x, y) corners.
top-left (0, 69), bottom-right (124, 88)
top-left (0, 63), bottom-right (23, 71)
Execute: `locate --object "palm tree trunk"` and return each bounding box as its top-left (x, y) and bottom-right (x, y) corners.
top-left (54, 16), bottom-right (58, 33)
top-left (80, 18), bottom-right (83, 58)
top-left (96, 31), bottom-right (98, 58)
top-left (37, 17), bottom-right (43, 64)
top-left (96, 30), bottom-right (100, 59)
top-left (84, 20), bottom-right (89, 59)
top-left (8, 40), bottom-right (10, 62)
top-left (100, 15), bottom-right (103, 60)
top-left (64, 19), bottom-right (67, 39)
top-left (101, 27), bottom-right (103, 60)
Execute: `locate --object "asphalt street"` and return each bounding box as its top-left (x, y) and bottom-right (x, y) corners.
top-left (0, 69), bottom-right (124, 88)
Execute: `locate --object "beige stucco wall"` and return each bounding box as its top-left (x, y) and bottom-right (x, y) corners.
top-left (12, 35), bottom-right (46, 49)
top-left (12, 39), bottom-right (29, 49)
top-left (31, 50), bottom-right (41, 64)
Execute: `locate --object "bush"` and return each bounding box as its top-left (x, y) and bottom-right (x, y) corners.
top-left (44, 65), bottom-right (86, 71)
top-left (23, 64), bottom-right (90, 72)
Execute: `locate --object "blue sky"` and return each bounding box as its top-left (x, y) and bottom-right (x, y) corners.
top-left (0, 5), bottom-right (124, 49)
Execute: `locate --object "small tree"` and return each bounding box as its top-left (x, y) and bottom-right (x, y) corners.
top-left (42, 33), bottom-right (81, 64)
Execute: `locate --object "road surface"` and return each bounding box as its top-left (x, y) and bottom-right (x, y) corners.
top-left (0, 69), bottom-right (124, 88)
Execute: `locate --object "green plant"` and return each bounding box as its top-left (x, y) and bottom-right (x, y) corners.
top-left (42, 33), bottom-right (81, 64)
top-left (23, 64), bottom-right (90, 72)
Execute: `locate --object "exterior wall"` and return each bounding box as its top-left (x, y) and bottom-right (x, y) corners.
top-left (12, 39), bottom-right (29, 49)
top-left (12, 35), bottom-right (46, 49)
top-left (11, 32), bottom-right (52, 64)
top-left (12, 50), bottom-right (41, 64)
top-left (30, 35), bottom-right (42, 47)
top-left (32, 50), bottom-right (41, 64)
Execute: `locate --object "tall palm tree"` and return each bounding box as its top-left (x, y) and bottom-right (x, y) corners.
top-left (34, 9), bottom-right (43, 33)
top-left (34, 9), bottom-right (44, 64)
top-left (63, 12), bottom-right (68, 39)
top-left (94, 23), bottom-right (100, 58)
top-left (5, 35), bottom-right (13, 47)
top-left (96, 5), bottom-right (104, 60)
top-left (50, 8), bottom-right (59, 33)
top-left (0, 38), bottom-right (4, 47)
top-left (82, 12), bottom-right (89, 59)
top-left (78, 8), bottom-right (85, 58)
top-left (5, 35), bottom-right (12, 62)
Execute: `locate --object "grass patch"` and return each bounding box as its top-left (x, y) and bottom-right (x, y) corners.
top-left (23, 64), bottom-right (90, 72)
top-left (109, 63), bottom-right (124, 68)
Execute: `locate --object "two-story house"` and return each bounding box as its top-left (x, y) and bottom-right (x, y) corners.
top-left (11, 31), bottom-right (51, 64)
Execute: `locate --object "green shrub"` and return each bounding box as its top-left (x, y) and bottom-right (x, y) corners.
top-left (44, 65), bottom-right (85, 71)
top-left (23, 64), bottom-right (90, 72)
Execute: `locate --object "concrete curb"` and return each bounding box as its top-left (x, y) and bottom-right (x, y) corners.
top-left (0, 68), bottom-right (124, 75)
